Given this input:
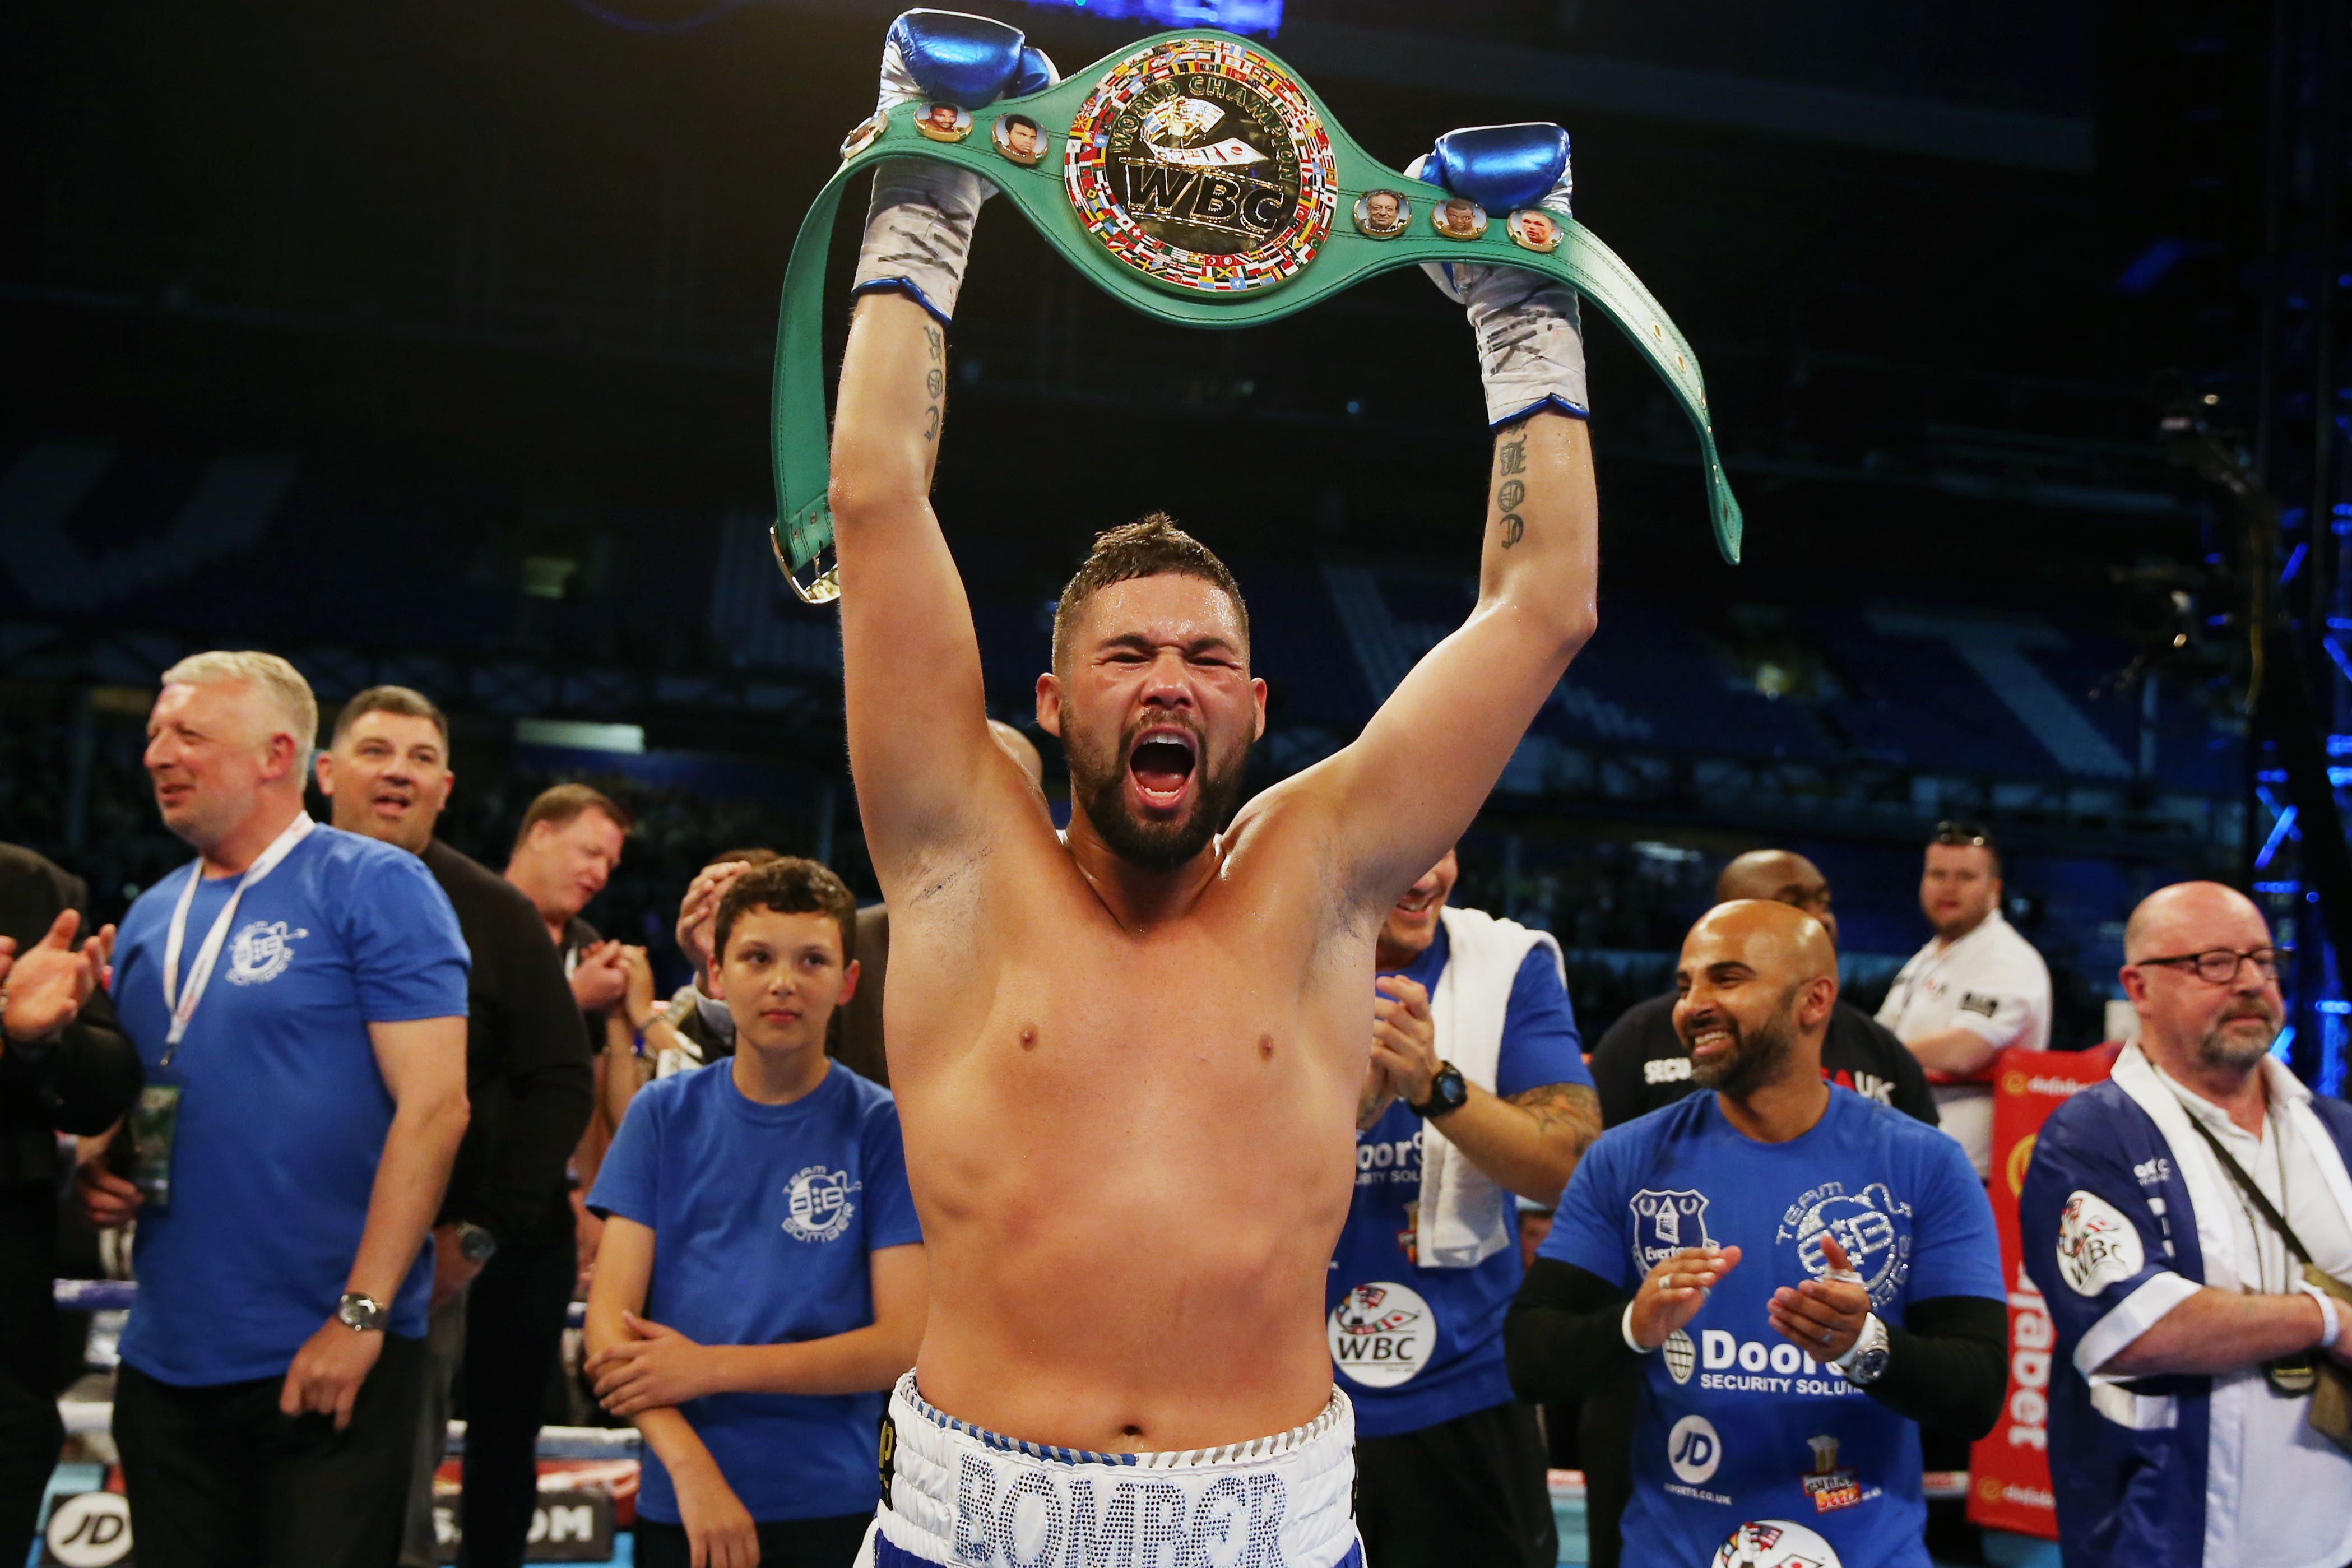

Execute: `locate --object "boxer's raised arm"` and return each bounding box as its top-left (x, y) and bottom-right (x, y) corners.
top-left (829, 293), bottom-right (1010, 883)
top-left (1305, 411), bottom-right (1597, 906)
top-left (1274, 126), bottom-right (1602, 910)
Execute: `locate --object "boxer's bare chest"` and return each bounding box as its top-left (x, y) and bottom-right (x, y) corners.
top-left (884, 813), bottom-right (1367, 1216)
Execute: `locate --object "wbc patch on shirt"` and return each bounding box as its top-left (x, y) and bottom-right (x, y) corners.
top-left (1959, 991), bottom-right (2001, 1019)
top-left (2055, 1189), bottom-right (2144, 1296)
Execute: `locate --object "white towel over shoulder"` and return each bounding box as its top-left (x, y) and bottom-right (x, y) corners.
top-left (1415, 906), bottom-right (1564, 1269)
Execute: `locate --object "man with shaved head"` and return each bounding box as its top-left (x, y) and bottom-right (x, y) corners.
top-left (1578, 853), bottom-right (1938, 1566)
top-left (1589, 850), bottom-right (1937, 1129)
top-left (2024, 882), bottom-right (2352, 1567)
top-left (1509, 901), bottom-right (2006, 1568)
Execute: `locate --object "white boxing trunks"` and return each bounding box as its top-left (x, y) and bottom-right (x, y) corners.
top-left (856, 1374), bottom-right (1362, 1568)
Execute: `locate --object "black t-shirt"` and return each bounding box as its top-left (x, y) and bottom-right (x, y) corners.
top-left (1588, 992), bottom-right (1941, 1129)
top-left (0, 844), bottom-right (140, 1189)
top-left (424, 840), bottom-right (596, 1247)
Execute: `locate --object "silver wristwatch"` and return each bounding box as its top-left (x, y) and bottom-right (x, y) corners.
top-left (1833, 1312), bottom-right (1891, 1385)
top-left (454, 1222), bottom-right (498, 1265)
top-left (336, 1292), bottom-right (388, 1333)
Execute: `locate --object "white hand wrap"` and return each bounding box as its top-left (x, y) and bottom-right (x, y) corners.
top-left (1407, 154), bottom-right (1589, 428)
top-left (850, 35), bottom-right (1034, 324)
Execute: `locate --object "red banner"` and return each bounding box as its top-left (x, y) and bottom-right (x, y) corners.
top-left (1965, 1044), bottom-right (2119, 1537)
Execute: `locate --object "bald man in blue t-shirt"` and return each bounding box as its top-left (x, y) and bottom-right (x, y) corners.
top-left (1509, 901), bottom-right (2007, 1568)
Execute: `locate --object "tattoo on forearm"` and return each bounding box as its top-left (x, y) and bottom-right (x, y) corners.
top-left (1511, 1082), bottom-right (1601, 1152)
top-left (922, 323), bottom-right (945, 443)
top-left (1496, 437), bottom-right (1529, 548)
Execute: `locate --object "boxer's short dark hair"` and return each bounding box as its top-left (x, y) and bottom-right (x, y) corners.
top-left (714, 858), bottom-right (858, 966)
top-left (1051, 514), bottom-right (1250, 671)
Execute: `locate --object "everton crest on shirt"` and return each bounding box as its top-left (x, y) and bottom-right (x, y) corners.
top-left (1540, 1088), bottom-right (2003, 1568)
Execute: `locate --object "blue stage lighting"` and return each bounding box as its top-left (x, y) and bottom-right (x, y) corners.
top-left (1013, 0), bottom-right (1283, 36)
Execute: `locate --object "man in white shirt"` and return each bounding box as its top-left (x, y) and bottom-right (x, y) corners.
top-left (1877, 820), bottom-right (2052, 1180)
top-left (2023, 882), bottom-right (2352, 1567)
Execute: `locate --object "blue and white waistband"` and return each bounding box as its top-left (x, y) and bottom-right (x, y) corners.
top-left (859, 1372), bottom-right (1361, 1568)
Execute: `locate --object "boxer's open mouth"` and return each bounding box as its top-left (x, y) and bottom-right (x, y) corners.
top-left (1128, 727), bottom-right (1199, 808)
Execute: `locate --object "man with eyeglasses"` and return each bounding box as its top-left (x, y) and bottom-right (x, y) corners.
top-left (1877, 822), bottom-right (2051, 1181)
top-left (2022, 882), bottom-right (2352, 1567)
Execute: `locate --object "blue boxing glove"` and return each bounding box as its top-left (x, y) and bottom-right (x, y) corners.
top-left (853, 10), bottom-right (1058, 323)
top-left (1407, 124), bottom-right (1588, 427)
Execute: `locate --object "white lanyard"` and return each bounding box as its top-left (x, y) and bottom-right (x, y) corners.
top-left (160, 812), bottom-right (316, 1063)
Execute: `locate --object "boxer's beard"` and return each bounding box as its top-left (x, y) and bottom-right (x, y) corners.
top-left (2197, 997), bottom-right (2283, 1070)
top-left (1685, 989), bottom-right (1801, 1098)
top-left (1066, 715), bottom-right (1247, 874)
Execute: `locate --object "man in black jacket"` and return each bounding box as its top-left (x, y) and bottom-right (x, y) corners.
top-left (316, 688), bottom-right (594, 1568)
top-left (0, 844), bottom-right (136, 1566)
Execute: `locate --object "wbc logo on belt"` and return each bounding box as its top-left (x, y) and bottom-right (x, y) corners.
top-left (1065, 36), bottom-right (1337, 294)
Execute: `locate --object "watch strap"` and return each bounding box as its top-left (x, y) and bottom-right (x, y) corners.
top-left (337, 1292), bottom-right (387, 1332)
top-left (1409, 1062), bottom-right (1467, 1118)
top-left (1833, 1312), bottom-right (1887, 1377)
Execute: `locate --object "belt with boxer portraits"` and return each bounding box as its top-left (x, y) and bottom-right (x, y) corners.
top-left (769, 13), bottom-right (1743, 603)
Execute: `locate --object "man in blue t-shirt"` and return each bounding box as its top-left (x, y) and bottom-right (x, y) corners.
top-left (1326, 849), bottom-right (1600, 1568)
top-left (78, 652), bottom-right (471, 1568)
top-left (1509, 900), bottom-right (2007, 1568)
top-left (586, 857), bottom-right (924, 1568)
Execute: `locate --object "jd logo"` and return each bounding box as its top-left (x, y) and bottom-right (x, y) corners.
top-left (43, 1492), bottom-right (132, 1568)
top-left (1669, 1414), bottom-right (1723, 1486)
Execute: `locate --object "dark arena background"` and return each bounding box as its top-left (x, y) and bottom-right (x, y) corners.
top-left (6, 1), bottom-right (2350, 1565)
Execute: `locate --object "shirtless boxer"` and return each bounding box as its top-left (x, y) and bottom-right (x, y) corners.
top-left (834, 14), bottom-right (1601, 1565)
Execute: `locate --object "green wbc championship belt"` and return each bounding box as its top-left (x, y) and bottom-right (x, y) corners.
top-left (771, 27), bottom-right (1742, 604)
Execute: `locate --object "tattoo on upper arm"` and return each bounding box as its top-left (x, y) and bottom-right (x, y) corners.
top-left (1496, 436), bottom-right (1529, 548)
top-left (1511, 1082), bottom-right (1600, 1149)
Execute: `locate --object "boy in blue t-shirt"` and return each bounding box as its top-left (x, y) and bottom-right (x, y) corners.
top-left (1509, 901), bottom-right (2008, 1568)
top-left (586, 859), bottom-right (924, 1568)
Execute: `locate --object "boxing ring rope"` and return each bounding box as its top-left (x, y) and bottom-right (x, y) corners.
top-left (53, 1278), bottom-right (590, 1326)
top-left (51, 1279), bottom-right (1973, 1496)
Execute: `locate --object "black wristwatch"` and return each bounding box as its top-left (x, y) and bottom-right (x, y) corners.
top-left (454, 1222), bottom-right (498, 1266)
top-left (336, 1292), bottom-right (387, 1333)
top-left (1410, 1061), bottom-right (1469, 1119)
